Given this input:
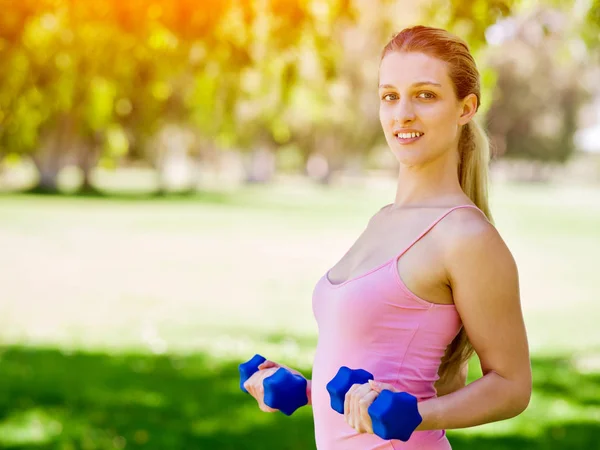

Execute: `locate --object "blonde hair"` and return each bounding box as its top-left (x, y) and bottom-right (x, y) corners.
top-left (382, 26), bottom-right (495, 383)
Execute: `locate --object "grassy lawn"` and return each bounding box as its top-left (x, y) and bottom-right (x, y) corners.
top-left (0, 178), bottom-right (599, 449)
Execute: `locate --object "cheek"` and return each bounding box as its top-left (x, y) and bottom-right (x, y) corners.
top-left (379, 106), bottom-right (390, 125)
top-left (422, 106), bottom-right (458, 135)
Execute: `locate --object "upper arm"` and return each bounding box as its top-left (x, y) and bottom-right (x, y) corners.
top-left (444, 213), bottom-right (532, 398)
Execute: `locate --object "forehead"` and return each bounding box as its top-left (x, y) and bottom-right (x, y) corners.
top-left (379, 51), bottom-right (450, 88)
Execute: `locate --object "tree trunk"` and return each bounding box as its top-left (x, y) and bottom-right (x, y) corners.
top-left (244, 145), bottom-right (276, 184)
top-left (31, 116), bottom-right (73, 194)
top-left (78, 132), bottom-right (101, 195)
top-left (154, 124), bottom-right (195, 195)
top-left (32, 141), bottom-right (62, 194)
top-left (35, 163), bottom-right (61, 193)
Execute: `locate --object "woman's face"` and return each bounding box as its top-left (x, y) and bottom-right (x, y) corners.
top-left (378, 51), bottom-right (476, 166)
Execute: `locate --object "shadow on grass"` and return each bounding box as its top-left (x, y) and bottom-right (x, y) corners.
top-left (0, 347), bottom-right (315, 449)
top-left (0, 348), bottom-right (598, 449)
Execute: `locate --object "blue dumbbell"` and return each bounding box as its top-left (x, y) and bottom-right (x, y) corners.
top-left (368, 390), bottom-right (422, 441)
top-left (326, 366), bottom-right (374, 414)
top-left (327, 366), bottom-right (422, 442)
top-left (238, 353), bottom-right (308, 416)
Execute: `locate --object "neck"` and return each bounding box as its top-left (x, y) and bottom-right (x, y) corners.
top-left (392, 152), bottom-right (464, 208)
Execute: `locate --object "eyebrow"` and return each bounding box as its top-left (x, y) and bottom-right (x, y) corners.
top-left (378, 82), bottom-right (442, 89)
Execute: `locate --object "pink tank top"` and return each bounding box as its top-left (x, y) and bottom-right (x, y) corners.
top-left (311, 205), bottom-right (486, 450)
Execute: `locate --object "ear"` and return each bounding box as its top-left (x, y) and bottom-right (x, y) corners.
top-left (457, 93), bottom-right (478, 127)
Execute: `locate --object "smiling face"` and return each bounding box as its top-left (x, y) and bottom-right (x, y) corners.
top-left (378, 51), bottom-right (476, 166)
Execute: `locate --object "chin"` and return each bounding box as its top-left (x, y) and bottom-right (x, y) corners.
top-left (391, 150), bottom-right (428, 167)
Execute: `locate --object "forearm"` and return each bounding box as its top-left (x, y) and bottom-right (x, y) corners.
top-left (417, 371), bottom-right (530, 430)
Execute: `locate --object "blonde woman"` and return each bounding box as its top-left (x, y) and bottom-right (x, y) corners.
top-left (244, 25), bottom-right (532, 449)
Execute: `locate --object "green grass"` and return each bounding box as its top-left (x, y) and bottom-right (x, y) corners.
top-left (0, 178), bottom-right (599, 449)
top-left (0, 348), bottom-right (598, 450)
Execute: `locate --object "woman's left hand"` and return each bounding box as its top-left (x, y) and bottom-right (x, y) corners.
top-left (344, 379), bottom-right (400, 434)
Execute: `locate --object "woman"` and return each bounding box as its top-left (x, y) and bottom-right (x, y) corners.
top-left (243, 25), bottom-right (532, 449)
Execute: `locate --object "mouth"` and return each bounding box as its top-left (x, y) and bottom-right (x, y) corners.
top-left (394, 131), bottom-right (424, 145)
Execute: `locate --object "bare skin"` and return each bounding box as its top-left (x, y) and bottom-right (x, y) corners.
top-left (244, 50), bottom-right (532, 436)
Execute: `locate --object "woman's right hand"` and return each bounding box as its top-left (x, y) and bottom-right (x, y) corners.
top-left (243, 360), bottom-right (307, 412)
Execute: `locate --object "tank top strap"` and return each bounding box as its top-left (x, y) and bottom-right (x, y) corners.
top-left (396, 204), bottom-right (486, 259)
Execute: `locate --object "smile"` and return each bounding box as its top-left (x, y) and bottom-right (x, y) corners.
top-left (395, 132), bottom-right (424, 144)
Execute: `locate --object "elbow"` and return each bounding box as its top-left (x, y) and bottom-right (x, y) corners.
top-left (520, 381), bottom-right (533, 413)
top-left (513, 388), bottom-right (531, 416)
top-left (492, 366), bottom-right (532, 417)
top-left (511, 378), bottom-right (532, 417)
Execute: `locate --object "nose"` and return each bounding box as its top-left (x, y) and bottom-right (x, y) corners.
top-left (392, 98), bottom-right (416, 124)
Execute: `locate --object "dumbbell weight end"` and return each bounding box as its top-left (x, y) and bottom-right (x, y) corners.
top-left (368, 390), bottom-right (423, 442)
top-left (326, 366), bottom-right (374, 414)
top-left (238, 354), bottom-right (266, 393)
top-left (263, 367), bottom-right (308, 416)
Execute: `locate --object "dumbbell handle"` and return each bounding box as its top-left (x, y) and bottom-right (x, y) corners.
top-left (239, 354), bottom-right (308, 416)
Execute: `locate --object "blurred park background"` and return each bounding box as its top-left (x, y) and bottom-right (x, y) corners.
top-left (1, 0), bottom-right (600, 449)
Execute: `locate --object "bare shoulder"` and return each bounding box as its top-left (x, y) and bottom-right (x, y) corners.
top-left (439, 207), bottom-right (517, 282)
top-left (442, 205), bottom-right (494, 237)
top-left (367, 203), bottom-right (393, 225)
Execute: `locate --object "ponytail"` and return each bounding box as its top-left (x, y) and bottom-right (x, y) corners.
top-left (458, 119), bottom-right (494, 225)
top-left (438, 119), bottom-right (495, 383)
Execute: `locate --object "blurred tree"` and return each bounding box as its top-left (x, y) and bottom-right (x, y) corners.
top-left (423, 0), bottom-right (518, 54)
top-left (0, 4), bottom-right (80, 193)
top-left (223, 0), bottom-right (318, 183)
top-left (288, 0), bottom-right (391, 183)
top-left (0, 0), bottom-right (236, 193)
top-left (0, 1), bottom-right (128, 193)
top-left (582, 0), bottom-right (600, 57)
top-left (484, 5), bottom-right (592, 173)
top-left (3, 0), bottom-right (597, 192)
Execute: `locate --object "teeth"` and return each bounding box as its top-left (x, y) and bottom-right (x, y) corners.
top-left (397, 132), bottom-right (423, 139)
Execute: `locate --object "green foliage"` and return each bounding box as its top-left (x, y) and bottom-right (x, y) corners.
top-left (583, 0), bottom-right (600, 55)
top-left (0, 0), bottom-right (597, 191)
top-left (424, 0), bottom-right (518, 53)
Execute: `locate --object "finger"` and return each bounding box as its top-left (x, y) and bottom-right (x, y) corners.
top-left (246, 379), bottom-right (259, 399)
top-left (243, 370), bottom-right (261, 394)
top-left (352, 384), bottom-right (372, 432)
top-left (347, 383), bottom-right (369, 430)
top-left (358, 390), bottom-right (379, 433)
top-left (244, 377), bottom-right (258, 396)
top-left (258, 360), bottom-right (278, 370)
top-left (346, 384), bottom-right (375, 433)
top-left (244, 370), bottom-right (272, 401)
top-left (358, 389), bottom-right (379, 410)
top-left (344, 383), bottom-right (360, 424)
top-left (253, 369), bottom-right (282, 413)
top-left (354, 383), bottom-right (374, 403)
top-left (249, 367), bottom-right (278, 385)
top-left (259, 402), bottom-right (278, 413)
top-left (368, 379), bottom-right (398, 393)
